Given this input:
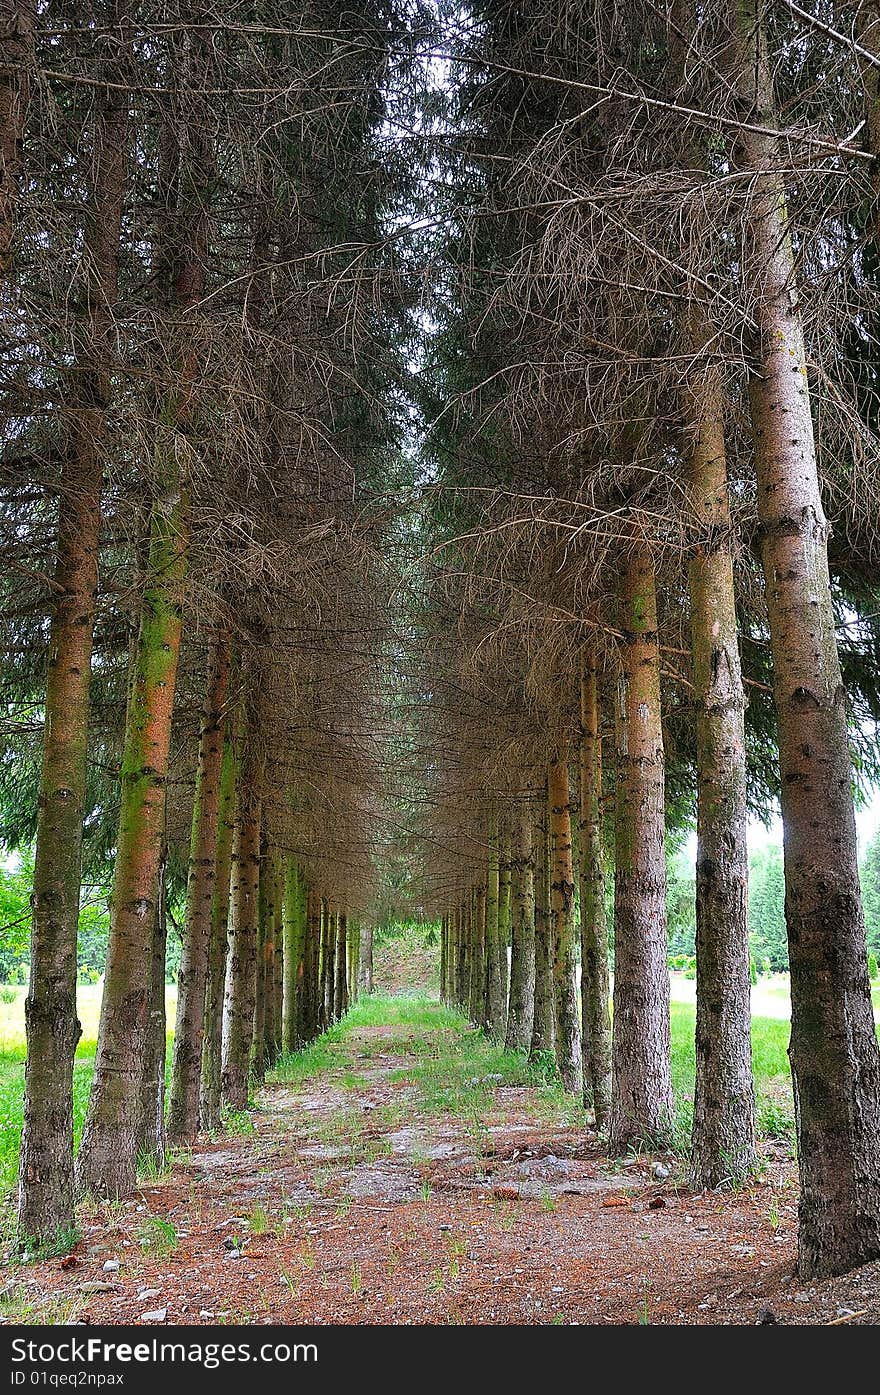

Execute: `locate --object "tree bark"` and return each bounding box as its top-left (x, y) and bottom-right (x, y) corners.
top-left (75, 481), bottom-right (187, 1197)
top-left (251, 844), bottom-right (273, 1083)
top-left (137, 855), bottom-right (167, 1169)
top-left (18, 31), bottom-right (128, 1240)
top-left (168, 629), bottom-right (231, 1145)
top-left (484, 825), bottom-right (504, 1037)
top-left (578, 659), bottom-right (612, 1130)
top-left (320, 900), bottom-right (336, 1029)
top-left (281, 859), bottom-right (303, 1052)
top-left (334, 911), bottom-right (348, 1019)
top-left (468, 884), bottom-right (486, 1026)
top-left (199, 737), bottom-right (236, 1131)
top-left (221, 742), bottom-right (262, 1111)
top-left (358, 921), bottom-right (374, 997)
top-left (530, 783), bottom-right (554, 1058)
top-left (609, 545), bottom-right (674, 1149)
top-left (76, 40), bottom-right (210, 1195)
top-left (348, 923), bottom-right (359, 1005)
top-left (498, 823), bottom-right (511, 1011)
top-left (682, 325), bottom-right (757, 1187)
top-left (730, 0), bottom-right (880, 1277)
top-left (549, 750), bottom-right (581, 1093)
top-left (298, 889), bottom-right (322, 1044)
top-left (505, 788), bottom-right (536, 1053)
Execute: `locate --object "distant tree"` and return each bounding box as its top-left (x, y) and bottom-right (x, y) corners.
top-left (666, 850), bottom-right (696, 958)
top-left (861, 829), bottom-right (880, 956)
top-left (748, 845), bottom-right (788, 972)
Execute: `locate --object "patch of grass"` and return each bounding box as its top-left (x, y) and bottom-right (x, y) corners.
top-left (15, 1223), bottom-right (80, 1263)
top-left (0, 1285), bottom-right (85, 1325)
top-left (137, 1215), bottom-right (178, 1257)
top-left (248, 1204), bottom-right (269, 1235)
top-left (222, 1108), bottom-right (255, 1137)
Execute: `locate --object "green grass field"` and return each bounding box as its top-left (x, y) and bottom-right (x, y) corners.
top-left (0, 986), bottom-right (799, 1218)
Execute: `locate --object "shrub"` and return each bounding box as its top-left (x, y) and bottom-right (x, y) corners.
top-left (868, 951), bottom-right (878, 982)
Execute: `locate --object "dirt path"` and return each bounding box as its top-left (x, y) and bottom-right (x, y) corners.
top-left (5, 998), bottom-right (880, 1325)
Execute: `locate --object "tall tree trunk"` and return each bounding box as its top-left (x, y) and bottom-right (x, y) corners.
top-left (609, 545), bottom-right (674, 1149)
top-left (530, 784), bottom-right (554, 1058)
top-left (200, 737), bottom-right (236, 1130)
top-left (282, 859), bottom-right (304, 1051)
top-left (137, 853), bottom-right (167, 1169)
top-left (18, 34), bottom-right (128, 1240)
top-left (468, 884), bottom-right (486, 1025)
top-left (221, 741), bottom-right (262, 1111)
top-left (348, 923), bottom-right (359, 1005)
top-left (682, 325), bottom-right (756, 1186)
top-left (549, 750), bottom-right (581, 1093)
top-left (579, 659), bottom-right (612, 1130)
top-left (498, 823), bottom-right (511, 1011)
top-left (454, 905), bottom-right (467, 1009)
top-left (76, 41), bottom-right (210, 1195)
top-left (168, 629), bottom-right (231, 1145)
top-left (359, 921), bottom-right (373, 997)
top-left (268, 854), bottom-right (283, 1062)
top-left (320, 900), bottom-right (335, 1029)
top-left (334, 911), bottom-right (348, 1019)
top-left (298, 889), bottom-right (322, 1044)
top-left (730, 0), bottom-right (880, 1276)
top-left (76, 481), bottom-right (187, 1197)
top-left (251, 844), bottom-right (273, 1083)
top-left (505, 788), bottom-right (536, 1053)
top-left (484, 824), bottom-right (504, 1037)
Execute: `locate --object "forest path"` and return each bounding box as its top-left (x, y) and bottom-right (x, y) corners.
top-left (8, 996), bottom-right (880, 1324)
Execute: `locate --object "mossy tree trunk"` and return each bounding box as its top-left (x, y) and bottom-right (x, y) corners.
top-left (76, 478), bottom-right (188, 1197)
top-left (19, 29), bottom-right (128, 1240)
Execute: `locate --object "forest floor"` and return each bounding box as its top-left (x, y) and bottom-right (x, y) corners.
top-left (3, 995), bottom-right (880, 1327)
